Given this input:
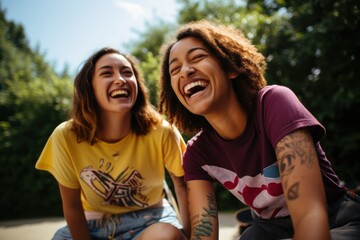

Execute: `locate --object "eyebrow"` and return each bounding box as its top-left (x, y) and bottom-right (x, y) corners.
top-left (169, 47), bottom-right (207, 67)
top-left (97, 65), bottom-right (132, 72)
top-left (97, 65), bottom-right (113, 71)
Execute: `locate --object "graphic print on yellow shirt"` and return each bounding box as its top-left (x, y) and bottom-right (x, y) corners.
top-left (80, 160), bottom-right (149, 208)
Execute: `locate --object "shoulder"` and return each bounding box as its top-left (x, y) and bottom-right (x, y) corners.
top-left (52, 120), bottom-right (71, 134)
top-left (151, 119), bottom-right (174, 133)
top-left (257, 84), bottom-right (304, 111)
top-left (257, 85), bottom-right (325, 145)
top-left (51, 120), bottom-right (76, 140)
top-left (149, 119), bottom-right (183, 139)
top-left (186, 130), bottom-right (214, 148)
top-left (259, 85), bottom-right (296, 99)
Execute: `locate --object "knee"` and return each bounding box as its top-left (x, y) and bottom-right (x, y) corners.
top-left (138, 223), bottom-right (186, 240)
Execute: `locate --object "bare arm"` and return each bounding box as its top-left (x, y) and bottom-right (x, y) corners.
top-left (275, 129), bottom-right (330, 240)
top-left (170, 174), bottom-right (191, 238)
top-left (58, 183), bottom-right (91, 240)
top-left (187, 180), bottom-right (218, 240)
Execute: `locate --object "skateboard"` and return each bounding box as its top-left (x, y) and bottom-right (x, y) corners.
top-left (234, 207), bottom-right (253, 235)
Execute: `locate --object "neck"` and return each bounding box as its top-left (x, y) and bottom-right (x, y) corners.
top-left (97, 112), bottom-right (132, 143)
top-left (206, 98), bottom-right (247, 140)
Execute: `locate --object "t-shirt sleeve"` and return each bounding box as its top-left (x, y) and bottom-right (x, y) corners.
top-left (163, 123), bottom-right (186, 177)
top-left (35, 123), bottom-right (80, 189)
top-left (260, 85), bottom-right (325, 147)
top-left (183, 133), bottom-right (214, 182)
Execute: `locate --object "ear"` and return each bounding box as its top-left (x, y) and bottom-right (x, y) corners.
top-left (228, 71), bottom-right (239, 79)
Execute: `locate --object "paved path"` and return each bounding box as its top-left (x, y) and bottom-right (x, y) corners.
top-left (0, 213), bottom-right (239, 240)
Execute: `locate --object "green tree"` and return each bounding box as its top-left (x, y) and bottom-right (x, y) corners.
top-left (126, 20), bottom-right (176, 107)
top-left (0, 7), bottom-right (73, 220)
top-left (246, 0), bottom-right (360, 184)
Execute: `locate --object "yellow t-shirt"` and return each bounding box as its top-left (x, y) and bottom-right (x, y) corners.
top-left (35, 120), bottom-right (185, 214)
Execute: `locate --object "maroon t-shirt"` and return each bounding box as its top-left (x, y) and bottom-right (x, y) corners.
top-left (183, 85), bottom-right (344, 219)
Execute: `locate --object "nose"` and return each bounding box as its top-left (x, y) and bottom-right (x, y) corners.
top-left (114, 72), bottom-right (126, 84)
top-left (180, 64), bottom-right (195, 79)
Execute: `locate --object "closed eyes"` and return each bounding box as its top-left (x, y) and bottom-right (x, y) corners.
top-left (169, 54), bottom-right (206, 76)
top-left (100, 71), bottom-right (112, 76)
top-left (170, 66), bottom-right (181, 76)
top-left (99, 69), bottom-right (133, 77)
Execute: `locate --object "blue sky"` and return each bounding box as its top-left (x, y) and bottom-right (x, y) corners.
top-left (1, 0), bottom-right (179, 74)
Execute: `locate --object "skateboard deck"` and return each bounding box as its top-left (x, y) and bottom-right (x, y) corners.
top-left (234, 207), bottom-right (253, 235)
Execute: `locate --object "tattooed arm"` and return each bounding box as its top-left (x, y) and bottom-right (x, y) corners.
top-left (187, 180), bottom-right (218, 240)
top-left (275, 128), bottom-right (330, 240)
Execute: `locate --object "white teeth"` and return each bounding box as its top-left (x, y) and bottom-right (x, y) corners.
top-left (110, 89), bottom-right (128, 98)
top-left (184, 81), bottom-right (207, 94)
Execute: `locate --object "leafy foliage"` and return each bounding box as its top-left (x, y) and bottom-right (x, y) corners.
top-left (0, 7), bottom-right (72, 220)
top-left (125, 20), bottom-right (176, 107)
top-left (249, 0), bottom-right (360, 183)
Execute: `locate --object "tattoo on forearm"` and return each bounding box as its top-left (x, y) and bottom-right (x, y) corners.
top-left (287, 182), bottom-right (300, 200)
top-left (191, 193), bottom-right (217, 240)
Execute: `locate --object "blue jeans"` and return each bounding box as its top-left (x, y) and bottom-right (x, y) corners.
top-left (240, 191), bottom-right (360, 240)
top-left (52, 205), bottom-right (182, 240)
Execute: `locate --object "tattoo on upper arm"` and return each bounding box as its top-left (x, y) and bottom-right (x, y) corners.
top-left (275, 129), bottom-right (316, 201)
top-left (278, 149), bottom-right (296, 176)
top-left (287, 182), bottom-right (300, 200)
top-left (276, 130), bottom-right (315, 174)
top-left (191, 193), bottom-right (217, 240)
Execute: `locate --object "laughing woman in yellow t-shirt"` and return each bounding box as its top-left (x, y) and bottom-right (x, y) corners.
top-left (36, 47), bottom-right (189, 240)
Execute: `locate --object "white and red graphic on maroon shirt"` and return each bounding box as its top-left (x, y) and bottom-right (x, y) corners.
top-left (80, 159), bottom-right (149, 208)
top-left (202, 163), bottom-right (289, 219)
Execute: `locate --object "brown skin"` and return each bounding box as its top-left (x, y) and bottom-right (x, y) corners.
top-left (59, 184), bottom-right (91, 240)
top-left (187, 180), bottom-right (218, 240)
top-left (276, 129), bottom-right (330, 240)
top-left (167, 35), bottom-right (331, 239)
top-left (171, 174), bottom-right (191, 238)
top-left (137, 222), bottom-right (187, 240)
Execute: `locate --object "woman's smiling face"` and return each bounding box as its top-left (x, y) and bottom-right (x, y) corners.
top-left (92, 53), bottom-right (138, 115)
top-left (169, 37), bottom-right (234, 116)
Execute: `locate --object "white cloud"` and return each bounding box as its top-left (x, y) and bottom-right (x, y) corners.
top-left (114, 0), bottom-right (150, 20)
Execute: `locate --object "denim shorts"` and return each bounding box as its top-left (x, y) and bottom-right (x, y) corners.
top-left (52, 205), bottom-right (182, 240)
top-left (240, 191), bottom-right (360, 240)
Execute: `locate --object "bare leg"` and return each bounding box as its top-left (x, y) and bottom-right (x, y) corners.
top-left (137, 222), bottom-right (187, 240)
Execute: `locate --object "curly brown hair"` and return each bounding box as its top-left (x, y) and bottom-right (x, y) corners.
top-left (158, 20), bottom-right (267, 135)
top-left (69, 47), bottom-right (161, 144)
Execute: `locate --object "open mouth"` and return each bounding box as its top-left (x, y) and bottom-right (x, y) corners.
top-left (110, 89), bottom-right (129, 98)
top-left (184, 80), bottom-right (208, 97)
